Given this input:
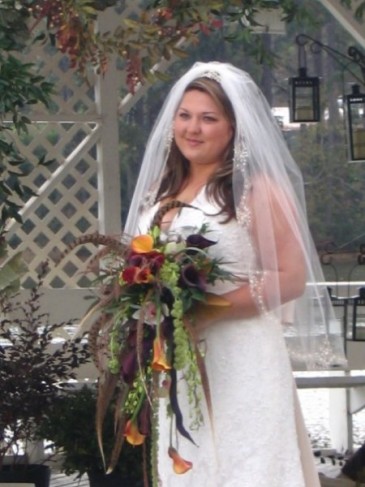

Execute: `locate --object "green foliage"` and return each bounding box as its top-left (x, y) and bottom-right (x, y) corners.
top-left (0, 224), bottom-right (27, 298)
top-left (0, 274), bottom-right (91, 468)
top-left (0, 1), bottom-right (31, 51)
top-left (0, 249), bottom-right (27, 297)
top-left (0, 54), bottom-right (54, 224)
top-left (340, 0), bottom-right (365, 20)
top-left (37, 385), bottom-right (144, 480)
top-left (0, 56), bottom-right (53, 119)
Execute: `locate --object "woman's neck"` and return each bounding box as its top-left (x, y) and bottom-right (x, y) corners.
top-left (187, 161), bottom-right (218, 187)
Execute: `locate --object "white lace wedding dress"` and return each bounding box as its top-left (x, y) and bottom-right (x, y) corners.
top-left (137, 189), bottom-right (319, 487)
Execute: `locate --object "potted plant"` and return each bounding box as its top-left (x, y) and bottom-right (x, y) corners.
top-left (37, 384), bottom-right (145, 487)
top-left (0, 269), bottom-right (91, 487)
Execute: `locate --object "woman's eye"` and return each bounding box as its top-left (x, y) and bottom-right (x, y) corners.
top-left (178, 112), bottom-right (189, 119)
top-left (203, 116), bottom-right (217, 122)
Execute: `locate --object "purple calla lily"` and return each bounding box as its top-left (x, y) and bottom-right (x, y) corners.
top-left (186, 234), bottom-right (216, 249)
top-left (121, 349), bottom-right (137, 385)
top-left (180, 264), bottom-right (206, 291)
top-left (138, 399), bottom-right (151, 436)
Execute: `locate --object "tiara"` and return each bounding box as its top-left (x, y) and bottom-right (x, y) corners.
top-left (202, 70), bottom-right (221, 83)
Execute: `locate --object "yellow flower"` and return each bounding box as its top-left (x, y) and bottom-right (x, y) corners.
top-left (124, 419), bottom-right (146, 446)
top-left (151, 337), bottom-right (171, 372)
top-left (168, 446), bottom-right (193, 474)
top-left (131, 234), bottom-right (154, 253)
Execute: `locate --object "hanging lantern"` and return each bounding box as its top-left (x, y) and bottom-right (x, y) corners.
top-left (289, 67), bottom-right (320, 123)
top-left (347, 84), bottom-right (365, 162)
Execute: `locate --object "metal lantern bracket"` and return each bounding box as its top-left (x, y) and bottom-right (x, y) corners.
top-left (294, 34), bottom-right (365, 88)
top-left (289, 37), bottom-right (321, 123)
top-left (320, 243), bottom-right (365, 343)
top-left (289, 34), bottom-right (365, 162)
top-left (353, 287), bottom-right (365, 340)
top-left (347, 84), bottom-right (365, 162)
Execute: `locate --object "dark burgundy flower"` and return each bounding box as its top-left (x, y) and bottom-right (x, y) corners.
top-left (186, 234), bottom-right (216, 249)
top-left (161, 316), bottom-right (174, 340)
top-left (121, 266), bottom-right (138, 284)
top-left (126, 322), bottom-right (137, 347)
top-left (180, 264), bottom-right (206, 291)
top-left (138, 399), bottom-right (151, 436)
top-left (128, 253), bottom-right (145, 267)
top-left (161, 287), bottom-right (174, 308)
top-left (121, 349), bottom-right (137, 385)
top-left (149, 251), bottom-right (165, 272)
top-left (142, 332), bottom-right (155, 362)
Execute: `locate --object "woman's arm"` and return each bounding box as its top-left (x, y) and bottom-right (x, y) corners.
top-left (193, 176), bottom-right (307, 328)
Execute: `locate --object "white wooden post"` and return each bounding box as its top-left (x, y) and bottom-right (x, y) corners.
top-left (95, 8), bottom-right (122, 236)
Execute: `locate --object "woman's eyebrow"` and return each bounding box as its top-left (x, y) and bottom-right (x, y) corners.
top-left (177, 107), bottom-right (218, 115)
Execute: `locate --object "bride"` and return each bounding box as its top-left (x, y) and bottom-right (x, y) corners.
top-left (125, 62), bottom-right (346, 487)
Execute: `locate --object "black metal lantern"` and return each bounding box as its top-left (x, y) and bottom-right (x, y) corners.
top-left (289, 67), bottom-right (320, 123)
top-left (347, 84), bottom-right (365, 162)
top-left (352, 287), bottom-right (365, 340)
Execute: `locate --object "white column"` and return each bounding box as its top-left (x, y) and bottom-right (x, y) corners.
top-left (95, 8), bottom-right (122, 236)
top-left (329, 388), bottom-right (353, 451)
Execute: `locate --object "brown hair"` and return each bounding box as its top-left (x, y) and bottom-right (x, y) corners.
top-left (156, 77), bottom-right (236, 221)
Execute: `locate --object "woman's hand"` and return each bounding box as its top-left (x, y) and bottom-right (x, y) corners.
top-left (188, 288), bottom-right (256, 331)
top-left (187, 293), bottom-right (230, 330)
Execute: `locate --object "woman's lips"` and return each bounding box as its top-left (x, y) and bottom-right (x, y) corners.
top-left (185, 138), bottom-right (203, 146)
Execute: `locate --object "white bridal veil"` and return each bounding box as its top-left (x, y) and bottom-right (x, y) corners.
top-left (125, 61), bottom-right (347, 370)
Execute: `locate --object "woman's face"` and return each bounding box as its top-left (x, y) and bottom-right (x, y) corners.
top-left (174, 89), bottom-right (233, 169)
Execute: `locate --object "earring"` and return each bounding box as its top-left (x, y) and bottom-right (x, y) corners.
top-left (165, 125), bottom-right (174, 153)
top-left (233, 140), bottom-right (248, 171)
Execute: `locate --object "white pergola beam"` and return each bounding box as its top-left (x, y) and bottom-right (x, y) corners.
top-left (319, 0), bottom-right (365, 50)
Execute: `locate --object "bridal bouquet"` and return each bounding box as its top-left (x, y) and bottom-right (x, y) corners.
top-left (72, 222), bottom-right (234, 482)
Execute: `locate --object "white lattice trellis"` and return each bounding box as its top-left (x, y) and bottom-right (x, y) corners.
top-left (8, 122), bottom-right (100, 288)
top-left (5, 7), bottom-right (127, 289)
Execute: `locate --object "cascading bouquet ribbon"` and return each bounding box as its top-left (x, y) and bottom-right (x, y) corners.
top-left (66, 203), bottom-right (235, 485)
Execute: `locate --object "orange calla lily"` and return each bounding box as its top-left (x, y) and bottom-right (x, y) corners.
top-left (151, 336), bottom-right (171, 371)
top-left (124, 419), bottom-right (146, 446)
top-left (168, 446), bottom-right (193, 474)
top-left (131, 234), bottom-right (154, 253)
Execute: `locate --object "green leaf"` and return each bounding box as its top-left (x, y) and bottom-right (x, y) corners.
top-left (171, 46), bottom-right (189, 58)
top-left (153, 70), bottom-right (171, 81)
top-left (123, 18), bottom-right (141, 29)
top-left (0, 251), bottom-right (27, 293)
